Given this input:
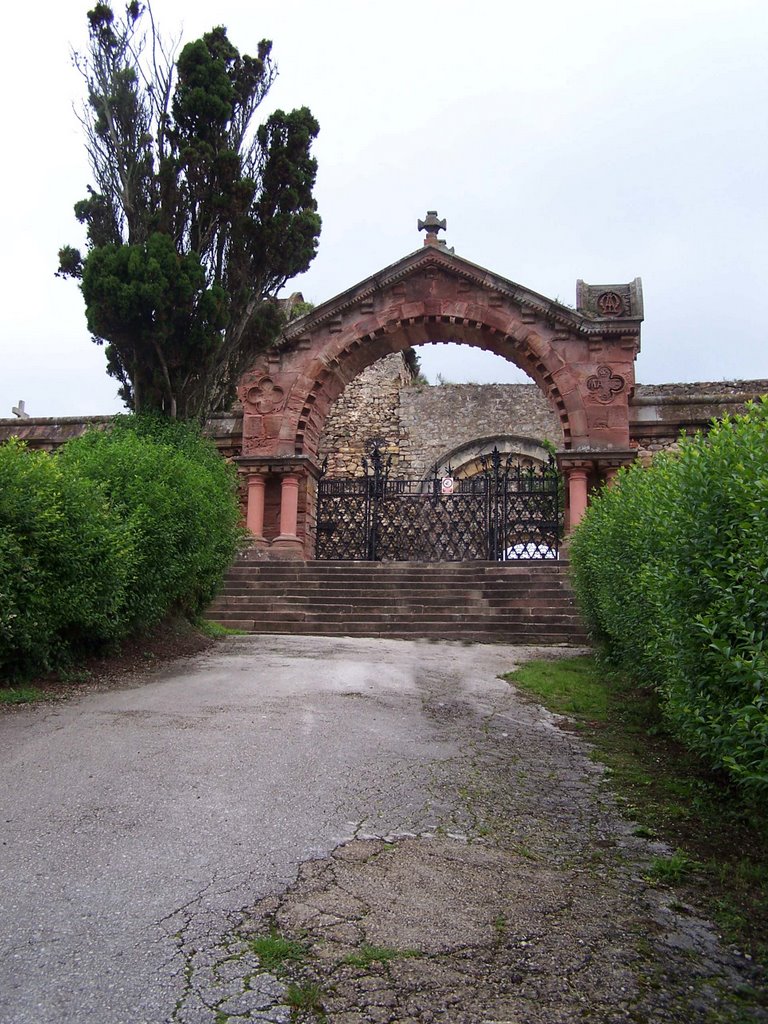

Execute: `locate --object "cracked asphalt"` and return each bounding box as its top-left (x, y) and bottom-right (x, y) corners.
top-left (0, 636), bottom-right (763, 1024)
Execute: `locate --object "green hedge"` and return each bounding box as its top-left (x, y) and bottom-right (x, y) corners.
top-left (570, 399), bottom-right (768, 793)
top-left (0, 417), bottom-right (242, 682)
top-left (59, 415), bottom-right (242, 628)
top-left (0, 438), bottom-right (131, 680)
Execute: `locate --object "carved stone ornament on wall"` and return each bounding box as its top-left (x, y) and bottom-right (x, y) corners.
top-left (596, 291), bottom-right (625, 316)
top-left (245, 376), bottom-right (286, 414)
top-left (586, 365), bottom-right (626, 403)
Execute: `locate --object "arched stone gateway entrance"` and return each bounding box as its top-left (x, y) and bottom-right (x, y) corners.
top-left (236, 215), bottom-right (643, 559)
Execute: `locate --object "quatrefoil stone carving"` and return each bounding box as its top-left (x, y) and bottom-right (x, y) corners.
top-left (586, 365), bottom-right (625, 403)
top-left (245, 376), bottom-right (285, 414)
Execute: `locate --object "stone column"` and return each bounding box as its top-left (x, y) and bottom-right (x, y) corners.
top-left (272, 474), bottom-right (304, 558)
top-left (604, 466), bottom-right (620, 488)
top-left (568, 469), bottom-right (590, 529)
top-left (245, 474), bottom-right (267, 542)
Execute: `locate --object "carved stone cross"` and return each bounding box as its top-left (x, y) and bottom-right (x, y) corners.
top-left (12, 400), bottom-right (30, 419)
top-left (418, 210), bottom-right (447, 247)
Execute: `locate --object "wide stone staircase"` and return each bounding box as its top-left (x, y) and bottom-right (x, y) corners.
top-left (206, 560), bottom-right (589, 645)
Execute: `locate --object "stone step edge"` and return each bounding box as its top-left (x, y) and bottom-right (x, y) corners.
top-left (206, 625), bottom-right (588, 643)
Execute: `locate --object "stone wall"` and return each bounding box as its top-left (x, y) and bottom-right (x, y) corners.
top-left (630, 380), bottom-right (768, 464)
top-left (317, 354), bottom-right (414, 476)
top-left (2, 376), bottom-right (766, 477)
top-left (317, 356), bottom-right (563, 480)
top-left (0, 412), bottom-right (243, 460)
top-left (316, 369), bottom-right (768, 477)
top-left (398, 383), bottom-right (563, 479)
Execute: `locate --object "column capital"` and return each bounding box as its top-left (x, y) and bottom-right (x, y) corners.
top-left (235, 454), bottom-right (323, 479)
top-left (556, 449), bottom-right (636, 474)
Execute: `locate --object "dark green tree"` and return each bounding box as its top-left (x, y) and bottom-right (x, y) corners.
top-left (58, 2), bottom-right (321, 419)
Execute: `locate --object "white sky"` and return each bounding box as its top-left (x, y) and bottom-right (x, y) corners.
top-left (1, 0), bottom-right (766, 417)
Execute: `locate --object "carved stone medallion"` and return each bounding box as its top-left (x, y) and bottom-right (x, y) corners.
top-left (586, 365), bottom-right (625, 403)
top-left (596, 291), bottom-right (625, 316)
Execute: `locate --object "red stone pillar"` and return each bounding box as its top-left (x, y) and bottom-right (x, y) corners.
top-left (272, 474), bottom-right (304, 558)
top-left (245, 474), bottom-right (267, 542)
top-left (568, 469), bottom-right (590, 529)
top-left (604, 466), bottom-right (620, 488)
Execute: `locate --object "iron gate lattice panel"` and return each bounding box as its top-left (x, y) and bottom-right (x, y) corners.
top-left (316, 447), bottom-right (560, 562)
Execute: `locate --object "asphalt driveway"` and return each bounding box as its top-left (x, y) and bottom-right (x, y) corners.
top-left (0, 636), bottom-right (761, 1024)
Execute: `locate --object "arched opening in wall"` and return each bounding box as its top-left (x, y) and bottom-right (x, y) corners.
top-left (429, 435), bottom-right (553, 482)
top-left (314, 334), bottom-right (567, 482)
top-left (415, 342), bottom-right (533, 386)
top-left (316, 347), bottom-right (565, 480)
top-left (296, 315), bottom-right (577, 466)
top-left (425, 435), bottom-right (562, 560)
top-left (313, 346), bottom-right (564, 562)
top-left (238, 250), bottom-right (641, 560)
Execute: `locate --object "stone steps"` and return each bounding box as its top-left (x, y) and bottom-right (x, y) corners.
top-left (206, 558), bottom-right (588, 645)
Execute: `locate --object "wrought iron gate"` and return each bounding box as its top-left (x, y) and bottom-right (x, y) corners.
top-left (315, 446), bottom-right (560, 561)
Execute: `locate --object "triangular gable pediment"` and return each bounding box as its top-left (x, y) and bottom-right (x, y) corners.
top-left (281, 245), bottom-right (642, 347)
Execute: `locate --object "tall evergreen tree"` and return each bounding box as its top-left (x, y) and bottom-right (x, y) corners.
top-left (59, 2), bottom-right (321, 419)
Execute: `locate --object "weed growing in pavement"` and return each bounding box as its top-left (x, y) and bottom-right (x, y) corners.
top-left (504, 655), bottom-right (768, 970)
top-left (247, 931), bottom-right (307, 973)
top-left (342, 944), bottom-right (422, 968)
top-left (632, 825), bottom-right (658, 839)
top-left (284, 981), bottom-right (326, 1020)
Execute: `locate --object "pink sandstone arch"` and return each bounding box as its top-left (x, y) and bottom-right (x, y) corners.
top-left (236, 237), bottom-right (643, 558)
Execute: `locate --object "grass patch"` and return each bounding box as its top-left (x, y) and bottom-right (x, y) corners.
top-left (342, 943), bottom-right (422, 968)
top-left (504, 655), bottom-right (768, 968)
top-left (196, 619), bottom-right (248, 637)
top-left (504, 656), bottom-right (609, 719)
top-left (247, 932), bottom-right (307, 973)
top-left (646, 850), bottom-right (701, 886)
top-left (284, 981), bottom-right (326, 1020)
top-left (0, 685), bottom-right (46, 704)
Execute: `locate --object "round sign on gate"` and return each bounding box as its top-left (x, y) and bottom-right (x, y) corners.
top-left (441, 476), bottom-right (454, 495)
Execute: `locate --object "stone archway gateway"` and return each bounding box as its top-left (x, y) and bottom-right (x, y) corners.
top-left (236, 214), bottom-right (643, 558)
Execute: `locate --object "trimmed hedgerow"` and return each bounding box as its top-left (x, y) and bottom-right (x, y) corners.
top-left (570, 399), bottom-right (768, 794)
top-left (58, 414), bottom-right (242, 630)
top-left (0, 438), bottom-right (132, 680)
top-left (0, 417), bottom-right (242, 683)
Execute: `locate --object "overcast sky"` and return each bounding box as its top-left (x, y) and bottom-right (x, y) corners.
top-left (1, 0), bottom-right (766, 418)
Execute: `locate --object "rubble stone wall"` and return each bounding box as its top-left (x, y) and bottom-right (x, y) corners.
top-left (317, 370), bottom-right (768, 476)
top-left (317, 355), bottom-right (563, 479)
top-left (316, 354), bottom-right (413, 476)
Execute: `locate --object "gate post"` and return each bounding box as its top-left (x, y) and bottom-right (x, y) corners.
top-left (236, 456), bottom-right (321, 559)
